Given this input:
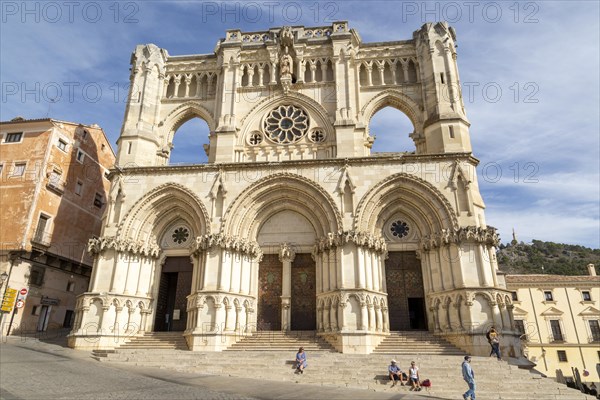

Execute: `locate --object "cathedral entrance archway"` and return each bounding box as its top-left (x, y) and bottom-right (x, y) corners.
top-left (385, 251), bottom-right (427, 330)
top-left (153, 256), bottom-right (193, 332)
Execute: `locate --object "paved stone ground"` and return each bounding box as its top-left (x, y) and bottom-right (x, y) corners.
top-left (0, 335), bottom-right (441, 400)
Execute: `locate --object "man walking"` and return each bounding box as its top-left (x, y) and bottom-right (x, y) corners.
top-left (462, 355), bottom-right (476, 400)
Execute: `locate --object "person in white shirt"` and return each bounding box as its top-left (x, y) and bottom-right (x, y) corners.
top-left (408, 361), bottom-right (422, 391)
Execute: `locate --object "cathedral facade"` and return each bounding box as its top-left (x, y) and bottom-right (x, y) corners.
top-left (68, 22), bottom-right (519, 355)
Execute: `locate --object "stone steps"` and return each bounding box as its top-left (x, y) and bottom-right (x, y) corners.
top-left (91, 330), bottom-right (593, 400)
top-left (372, 331), bottom-right (466, 355)
top-left (225, 330), bottom-right (336, 352)
top-left (96, 351), bottom-right (593, 399)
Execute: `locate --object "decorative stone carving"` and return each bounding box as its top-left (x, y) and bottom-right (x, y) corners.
top-left (419, 226), bottom-right (500, 251)
top-left (313, 231), bottom-right (387, 254)
top-left (87, 236), bottom-right (161, 258)
top-left (191, 233), bottom-right (263, 259)
top-left (279, 242), bottom-right (296, 262)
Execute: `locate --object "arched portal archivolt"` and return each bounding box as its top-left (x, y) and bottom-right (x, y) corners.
top-left (118, 182), bottom-right (210, 244)
top-left (222, 173), bottom-right (342, 240)
top-left (353, 173), bottom-right (458, 237)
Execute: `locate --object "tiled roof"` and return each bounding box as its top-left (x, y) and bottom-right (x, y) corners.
top-left (506, 274), bottom-right (599, 285)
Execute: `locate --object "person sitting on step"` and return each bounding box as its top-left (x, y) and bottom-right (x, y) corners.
top-left (388, 359), bottom-right (405, 386)
top-left (408, 361), bottom-right (422, 391)
top-left (295, 347), bottom-right (307, 374)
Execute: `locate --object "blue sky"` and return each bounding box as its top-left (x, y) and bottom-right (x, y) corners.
top-left (1, 1), bottom-right (599, 248)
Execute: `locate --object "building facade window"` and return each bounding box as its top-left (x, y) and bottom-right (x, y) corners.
top-left (57, 139), bottom-right (67, 151)
top-left (63, 310), bottom-right (75, 328)
top-left (550, 320), bottom-right (564, 342)
top-left (511, 291), bottom-right (519, 301)
top-left (557, 350), bottom-right (568, 362)
top-left (12, 162), bottom-right (26, 176)
top-left (33, 214), bottom-right (50, 243)
top-left (544, 291), bottom-right (554, 301)
top-left (75, 180), bottom-right (83, 196)
top-left (582, 291), bottom-right (592, 302)
top-left (76, 150), bottom-right (85, 163)
top-left (5, 132), bottom-right (23, 143)
top-left (94, 193), bottom-right (104, 208)
top-left (66, 281), bottom-right (75, 292)
top-left (29, 266), bottom-right (45, 287)
top-left (589, 320), bottom-right (600, 342)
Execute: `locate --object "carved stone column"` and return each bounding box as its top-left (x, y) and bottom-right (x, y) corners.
top-left (491, 301), bottom-right (503, 329)
top-left (367, 303), bottom-right (376, 331)
top-left (113, 306), bottom-right (123, 333)
top-left (338, 301), bottom-right (346, 331)
top-left (360, 301), bottom-right (368, 330)
top-left (224, 305), bottom-right (234, 332)
top-left (98, 305), bottom-right (111, 334)
top-left (279, 243), bottom-right (295, 331)
top-left (382, 306), bottom-right (389, 332)
top-left (139, 309), bottom-right (150, 333)
top-left (375, 303), bottom-right (383, 332)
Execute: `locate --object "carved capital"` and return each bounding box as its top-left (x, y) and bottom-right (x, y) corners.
top-left (279, 242), bottom-right (296, 262)
top-left (87, 236), bottom-right (161, 259)
top-left (419, 226), bottom-right (500, 251)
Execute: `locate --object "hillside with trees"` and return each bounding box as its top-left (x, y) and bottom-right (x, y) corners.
top-left (496, 240), bottom-right (600, 276)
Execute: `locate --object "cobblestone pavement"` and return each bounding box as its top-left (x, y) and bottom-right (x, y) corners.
top-left (0, 336), bottom-right (419, 400)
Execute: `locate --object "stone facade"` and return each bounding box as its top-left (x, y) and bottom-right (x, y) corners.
top-left (0, 118), bottom-right (115, 335)
top-left (69, 22), bottom-right (520, 355)
top-left (505, 265), bottom-right (600, 384)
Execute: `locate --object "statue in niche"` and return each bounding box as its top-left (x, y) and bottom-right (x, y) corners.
top-left (280, 47), bottom-right (292, 79)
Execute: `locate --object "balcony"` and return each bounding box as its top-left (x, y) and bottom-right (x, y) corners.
top-left (46, 180), bottom-right (65, 195)
top-left (31, 232), bottom-right (52, 249)
top-left (549, 334), bottom-right (566, 343)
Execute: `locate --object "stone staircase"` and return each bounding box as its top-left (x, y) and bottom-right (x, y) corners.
top-left (91, 331), bottom-right (593, 399)
top-left (93, 332), bottom-right (188, 359)
top-left (94, 350), bottom-right (592, 399)
top-left (373, 331), bottom-right (466, 355)
top-left (225, 330), bottom-right (336, 352)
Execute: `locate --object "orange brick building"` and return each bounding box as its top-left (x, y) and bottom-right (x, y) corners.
top-left (0, 117), bottom-right (115, 334)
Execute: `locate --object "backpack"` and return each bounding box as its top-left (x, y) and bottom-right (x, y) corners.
top-left (422, 379), bottom-right (431, 387)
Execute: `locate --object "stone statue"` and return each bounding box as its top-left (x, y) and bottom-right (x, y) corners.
top-left (280, 48), bottom-right (292, 79)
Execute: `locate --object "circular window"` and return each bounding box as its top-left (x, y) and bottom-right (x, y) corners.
top-left (247, 131), bottom-right (263, 146)
top-left (308, 128), bottom-right (326, 143)
top-left (263, 105), bottom-right (309, 144)
top-left (390, 220), bottom-right (410, 238)
top-left (172, 227), bottom-right (190, 244)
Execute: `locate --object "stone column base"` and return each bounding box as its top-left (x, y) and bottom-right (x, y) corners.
top-left (67, 332), bottom-right (136, 350)
top-left (438, 330), bottom-right (523, 358)
top-left (184, 331), bottom-right (248, 351)
top-left (319, 331), bottom-right (388, 354)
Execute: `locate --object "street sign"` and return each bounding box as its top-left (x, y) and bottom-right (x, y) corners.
top-left (1, 288), bottom-right (18, 312)
top-left (15, 300), bottom-right (24, 309)
top-left (19, 288), bottom-right (27, 296)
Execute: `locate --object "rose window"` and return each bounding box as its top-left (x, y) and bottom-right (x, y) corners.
top-left (172, 227), bottom-right (189, 244)
top-left (390, 220), bottom-right (410, 238)
top-left (263, 105), bottom-right (309, 144)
